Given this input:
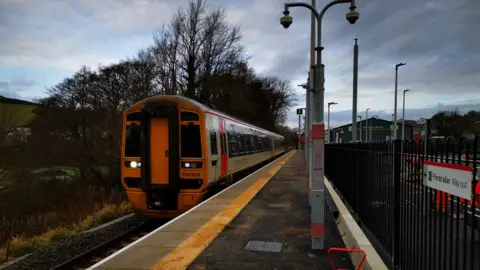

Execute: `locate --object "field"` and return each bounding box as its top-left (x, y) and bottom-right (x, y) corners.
top-left (0, 102), bottom-right (37, 127)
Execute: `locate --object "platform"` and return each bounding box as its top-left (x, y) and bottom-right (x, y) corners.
top-left (89, 150), bottom-right (353, 270)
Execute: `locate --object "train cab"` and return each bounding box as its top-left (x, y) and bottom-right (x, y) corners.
top-left (121, 96), bottom-right (208, 218)
top-left (120, 95), bottom-right (286, 219)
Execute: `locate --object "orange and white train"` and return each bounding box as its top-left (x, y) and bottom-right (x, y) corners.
top-left (121, 95), bottom-right (287, 219)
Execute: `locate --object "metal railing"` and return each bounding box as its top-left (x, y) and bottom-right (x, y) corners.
top-left (325, 136), bottom-right (480, 270)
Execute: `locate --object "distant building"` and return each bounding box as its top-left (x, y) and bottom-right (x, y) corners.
top-left (331, 118), bottom-right (413, 143)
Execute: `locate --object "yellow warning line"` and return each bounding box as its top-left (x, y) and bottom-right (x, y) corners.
top-left (150, 151), bottom-right (296, 270)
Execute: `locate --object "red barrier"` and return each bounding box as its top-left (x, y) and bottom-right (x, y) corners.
top-left (328, 247), bottom-right (366, 270)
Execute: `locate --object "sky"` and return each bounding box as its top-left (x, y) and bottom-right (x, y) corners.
top-left (1, 0), bottom-right (479, 129)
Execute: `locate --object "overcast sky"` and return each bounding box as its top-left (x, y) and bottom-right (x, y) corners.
top-left (1, 0), bottom-right (479, 128)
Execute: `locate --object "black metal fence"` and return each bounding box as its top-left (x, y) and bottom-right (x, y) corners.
top-left (325, 136), bottom-right (479, 270)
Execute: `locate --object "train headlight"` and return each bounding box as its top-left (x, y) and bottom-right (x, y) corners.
top-left (124, 160), bottom-right (141, 168)
top-left (181, 161), bottom-right (203, 168)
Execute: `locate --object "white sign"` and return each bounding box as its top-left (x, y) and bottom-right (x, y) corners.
top-left (423, 161), bottom-right (473, 200)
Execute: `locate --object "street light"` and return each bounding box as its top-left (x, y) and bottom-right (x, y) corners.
top-left (391, 113), bottom-right (394, 140)
top-left (370, 115), bottom-right (378, 141)
top-left (365, 108), bottom-right (370, 142)
top-left (328, 102), bottom-right (338, 143)
top-left (298, 83), bottom-right (309, 152)
top-left (393, 62), bottom-right (406, 139)
top-left (402, 89), bottom-right (411, 140)
top-left (280, 0), bottom-right (358, 250)
top-left (357, 115), bottom-right (362, 141)
top-left (296, 107), bottom-right (306, 149)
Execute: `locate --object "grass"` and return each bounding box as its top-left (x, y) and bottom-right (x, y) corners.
top-left (30, 167), bottom-right (80, 181)
top-left (29, 166), bottom-right (110, 182)
top-left (0, 201), bottom-right (133, 263)
top-left (0, 186), bottom-right (129, 259)
top-left (0, 103), bottom-right (37, 127)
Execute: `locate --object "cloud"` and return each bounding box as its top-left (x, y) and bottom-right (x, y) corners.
top-left (0, 0), bottom-right (478, 129)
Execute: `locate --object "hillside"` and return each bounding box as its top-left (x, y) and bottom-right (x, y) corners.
top-left (0, 96), bottom-right (39, 127)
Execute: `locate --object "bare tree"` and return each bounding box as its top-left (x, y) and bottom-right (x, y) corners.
top-left (151, 0), bottom-right (244, 103)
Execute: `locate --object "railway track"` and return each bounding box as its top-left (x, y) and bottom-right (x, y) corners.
top-left (47, 153), bottom-right (289, 270)
top-left (51, 220), bottom-right (166, 270)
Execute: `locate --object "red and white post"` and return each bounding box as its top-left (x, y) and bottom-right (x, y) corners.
top-left (310, 63), bottom-right (325, 249)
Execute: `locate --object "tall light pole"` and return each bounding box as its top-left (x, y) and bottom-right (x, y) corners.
top-left (352, 38), bottom-right (359, 142)
top-left (402, 89), bottom-right (410, 140)
top-left (357, 115), bottom-right (362, 141)
top-left (391, 113), bottom-right (394, 140)
top-left (280, 0), bottom-right (359, 250)
top-left (370, 115), bottom-right (378, 141)
top-left (298, 83), bottom-right (309, 159)
top-left (365, 108), bottom-right (370, 142)
top-left (393, 62), bottom-right (406, 139)
top-left (297, 108), bottom-right (306, 149)
top-left (328, 102), bottom-right (338, 143)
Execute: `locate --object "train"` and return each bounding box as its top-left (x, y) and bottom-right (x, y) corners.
top-left (120, 95), bottom-right (288, 219)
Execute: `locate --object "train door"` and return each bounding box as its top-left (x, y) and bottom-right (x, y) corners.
top-left (149, 118), bottom-right (169, 184)
top-left (219, 119), bottom-right (228, 177)
top-left (139, 104), bottom-right (179, 210)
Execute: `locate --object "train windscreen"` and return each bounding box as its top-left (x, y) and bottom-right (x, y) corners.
top-left (181, 124), bottom-right (202, 158)
top-left (125, 124), bottom-right (141, 157)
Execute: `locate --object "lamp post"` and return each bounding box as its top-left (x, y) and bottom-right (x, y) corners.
top-left (393, 62), bottom-right (406, 139)
top-left (298, 83), bottom-right (309, 158)
top-left (352, 38), bottom-right (359, 142)
top-left (297, 107), bottom-right (306, 149)
top-left (391, 113), bottom-right (394, 140)
top-left (365, 108), bottom-right (370, 142)
top-left (328, 102), bottom-right (338, 143)
top-left (357, 115), bottom-right (362, 141)
top-left (370, 115), bottom-right (378, 141)
top-left (280, 0), bottom-right (359, 250)
top-left (402, 89), bottom-right (410, 140)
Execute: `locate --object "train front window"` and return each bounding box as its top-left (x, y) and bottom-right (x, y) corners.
top-left (125, 124), bottom-right (141, 157)
top-left (181, 123), bottom-right (202, 158)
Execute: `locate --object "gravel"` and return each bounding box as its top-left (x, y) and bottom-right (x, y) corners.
top-left (2, 214), bottom-right (143, 270)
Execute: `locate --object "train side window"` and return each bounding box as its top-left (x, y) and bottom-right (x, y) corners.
top-left (256, 136), bottom-right (262, 151)
top-left (243, 135), bottom-right (250, 153)
top-left (250, 135), bottom-right (255, 152)
top-left (210, 131), bottom-right (218, 155)
top-left (237, 134), bottom-right (244, 155)
top-left (228, 131), bottom-right (238, 157)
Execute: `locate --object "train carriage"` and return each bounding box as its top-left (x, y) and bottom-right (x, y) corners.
top-left (121, 95), bottom-right (286, 219)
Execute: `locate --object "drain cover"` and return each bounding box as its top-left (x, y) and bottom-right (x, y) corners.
top-left (268, 203), bottom-right (290, 208)
top-left (245, 241), bottom-right (283, 252)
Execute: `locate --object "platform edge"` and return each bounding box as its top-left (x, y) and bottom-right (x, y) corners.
top-left (325, 178), bottom-right (388, 270)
